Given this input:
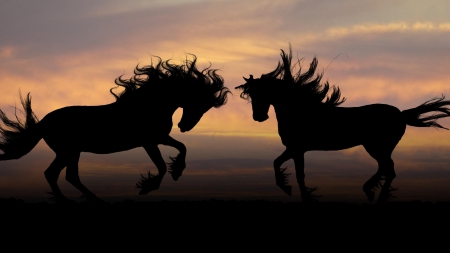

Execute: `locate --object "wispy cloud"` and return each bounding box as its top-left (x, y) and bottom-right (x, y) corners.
top-left (325, 22), bottom-right (450, 37)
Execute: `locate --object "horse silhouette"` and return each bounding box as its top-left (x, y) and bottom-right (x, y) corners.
top-left (0, 55), bottom-right (230, 203)
top-left (236, 46), bottom-right (450, 204)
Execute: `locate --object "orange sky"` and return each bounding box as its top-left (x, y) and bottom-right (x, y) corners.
top-left (1, 0), bottom-right (450, 203)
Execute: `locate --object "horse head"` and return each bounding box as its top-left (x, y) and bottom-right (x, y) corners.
top-left (236, 75), bottom-right (271, 122)
top-left (178, 79), bottom-right (230, 132)
top-left (178, 97), bottom-right (212, 132)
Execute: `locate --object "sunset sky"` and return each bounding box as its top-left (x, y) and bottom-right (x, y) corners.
top-left (1, 0), bottom-right (450, 203)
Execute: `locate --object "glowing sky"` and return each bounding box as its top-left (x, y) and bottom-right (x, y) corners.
top-left (1, 0), bottom-right (450, 203)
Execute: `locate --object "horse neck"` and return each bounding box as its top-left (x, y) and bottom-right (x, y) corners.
top-left (271, 85), bottom-right (294, 114)
top-left (122, 86), bottom-right (182, 115)
top-left (272, 100), bottom-right (291, 122)
top-left (272, 95), bottom-right (329, 130)
top-left (272, 93), bottom-right (313, 125)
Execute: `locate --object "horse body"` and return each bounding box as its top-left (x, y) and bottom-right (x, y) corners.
top-left (274, 104), bottom-right (405, 151)
top-left (0, 55), bottom-right (230, 203)
top-left (237, 47), bottom-right (450, 204)
top-left (40, 101), bottom-right (178, 154)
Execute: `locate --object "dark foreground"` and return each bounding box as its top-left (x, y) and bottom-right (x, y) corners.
top-left (2, 198), bottom-right (449, 247)
top-left (2, 197), bottom-right (450, 223)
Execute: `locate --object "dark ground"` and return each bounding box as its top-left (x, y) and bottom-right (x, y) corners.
top-left (2, 198), bottom-right (449, 248)
top-left (2, 198), bottom-right (450, 225)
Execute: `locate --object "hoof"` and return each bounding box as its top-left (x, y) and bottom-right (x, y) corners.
top-left (171, 172), bottom-right (181, 181)
top-left (387, 186), bottom-right (398, 200)
top-left (302, 197), bottom-right (318, 203)
top-left (139, 187), bottom-right (158, 195)
top-left (302, 196), bottom-right (319, 203)
top-left (275, 167), bottom-right (291, 196)
top-left (302, 187), bottom-right (320, 203)
top-left (136, 171), bottom-right (162, 195)
top-left (376, 186), bottom-right (398, 205)
top-left (47, 192), bottom-right (76, 204)
top-left (167, 155), bottom-right (186, 181)
top-left (80, 194), bottom-right (107, 204)
top-left (281, 185), bottom-right (292, 196)
top-left (376, 196), bottom-right (388, 205)
top-left (364, 190), bottom-right (375, 202)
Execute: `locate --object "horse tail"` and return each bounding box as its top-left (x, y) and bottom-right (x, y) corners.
top-left (0, 92), bottom-right (42, 160)
top-left (401, 95), bottom-right (450, 129)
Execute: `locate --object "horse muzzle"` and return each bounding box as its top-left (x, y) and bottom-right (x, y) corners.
top-left (178, 122), bottom-right (193, 133)
top-left (253, 114), bottom-right (269, 122)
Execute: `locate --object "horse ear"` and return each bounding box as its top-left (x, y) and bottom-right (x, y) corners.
top-left (243, 75), bottom-right (254, 82)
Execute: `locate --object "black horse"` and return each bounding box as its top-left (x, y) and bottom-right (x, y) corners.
top-left (0, 55), bottom-right (230, 203)
top-left (236, 47), bottom-right (450, 204)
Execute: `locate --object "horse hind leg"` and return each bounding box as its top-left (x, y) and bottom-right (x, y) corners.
top-left (44, 155), bottom-right (73, 203)
top-left (376, 159), bottom-right (397, 204)
top-left (363, 143), bottom-right (397, 203)
top-left (362, 172), bottom-right (382, 202)
top-left (64, 152), bottom-right (105, 203)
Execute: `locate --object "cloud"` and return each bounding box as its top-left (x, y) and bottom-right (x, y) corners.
top-left (324, 22), bottom-right (450, 37)
top-left (0, 46), bottom-right (17, 58)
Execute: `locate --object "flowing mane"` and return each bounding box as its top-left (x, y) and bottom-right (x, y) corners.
top-left (239, 47), bottom-right (346, 107)
top-left (111, 55), bottom-right (230, 108)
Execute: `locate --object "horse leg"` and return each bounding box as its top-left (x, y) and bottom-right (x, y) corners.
top-left (137, 144), bottom-right (167, 195)
top-left (44, 155), bottom-right (72, 203)
top-left (161, 135), bottom-right (186, 181)
top-left (362, 172), bottom-right (383, 202)
top-left (376, 158), bottom-right (396, 204)
top-left (293, 151), bottom-right (318, 203)
top-left (64, 152), bottom-right (104, 203)
top-left (273, 149), bottom-right (292, 196)
top-left (363, 144), bottom-right (397, 203)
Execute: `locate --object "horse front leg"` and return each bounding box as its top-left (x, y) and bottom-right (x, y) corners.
top-left (137, 144), bottom-right (168, 195)
top-left (161, 135), bottom-right (186, 181)
top-left (293, 152), bottom-right (318, 203)
top-left (273, 149), bottom-right (292, 196)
